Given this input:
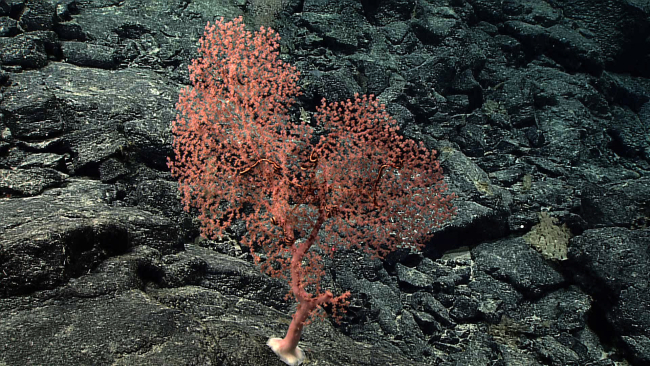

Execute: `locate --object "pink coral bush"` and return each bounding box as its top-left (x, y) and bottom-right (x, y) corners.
top-left (168, 17), bottom-right (456, 365)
